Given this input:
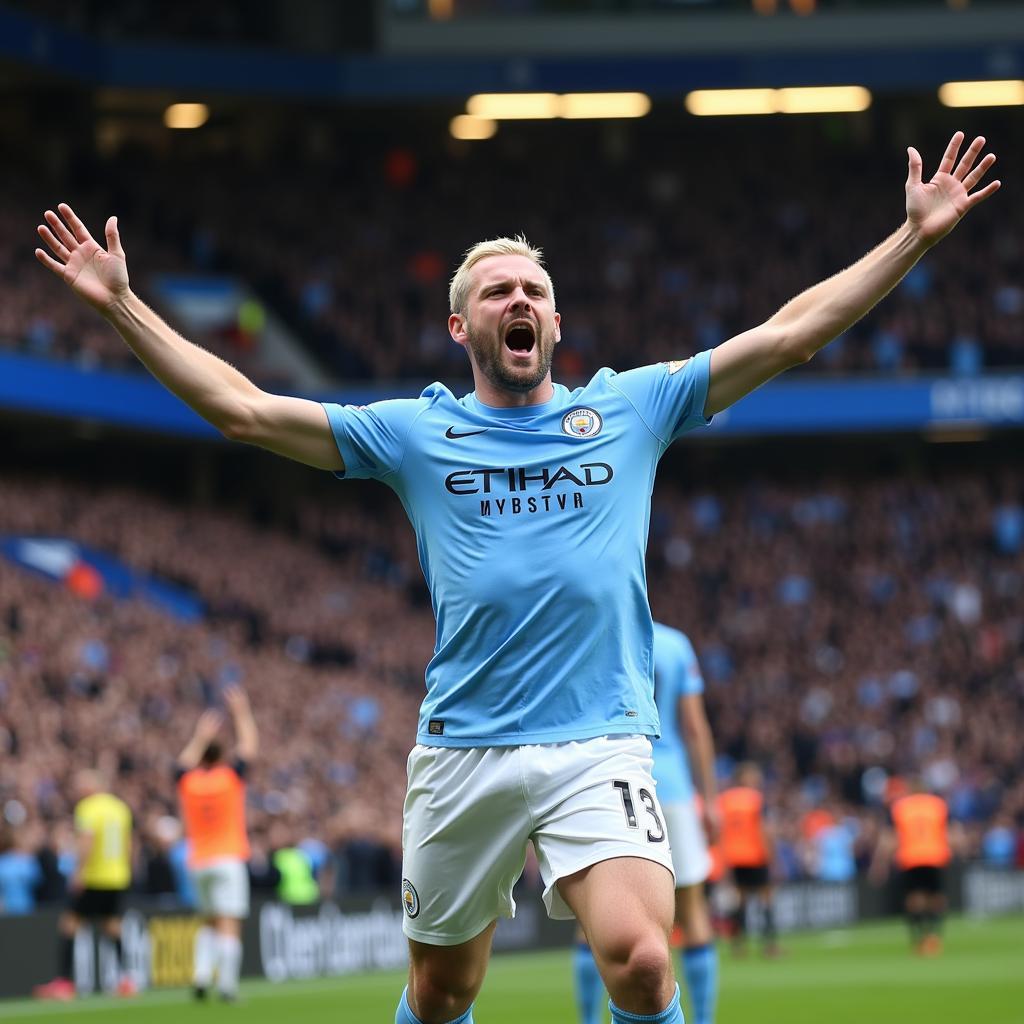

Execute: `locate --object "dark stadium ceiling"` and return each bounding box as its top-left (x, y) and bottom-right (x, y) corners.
top-left (1, 4), bottom-right (1023, 99)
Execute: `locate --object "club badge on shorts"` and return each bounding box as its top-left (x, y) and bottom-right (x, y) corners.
top-left (402, 879), bottom-right (420, 918)
top-left (561, 408), bottom-right (603, 438)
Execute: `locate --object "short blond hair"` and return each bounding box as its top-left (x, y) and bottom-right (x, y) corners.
top-left (449, 235), bottom-right (555, 315)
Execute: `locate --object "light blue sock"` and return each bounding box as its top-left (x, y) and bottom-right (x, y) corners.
top-left (396, 986), bottom-right (475, 1024)
top-left (682, 944), bottom-right (718, 1024)
top-left (609, 983), bottom-right (685, 1024)
top-left (573, 943), bottom-right (606, 1024)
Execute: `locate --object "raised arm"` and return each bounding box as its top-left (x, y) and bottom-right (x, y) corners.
top-left (223, 685), bottom-right (258, 762)
top-left (35, 204), bottom-right (343, 471)
top-left (705, 132), bottom-right (1000, 416)
top-left (177, 709), bottom-right (224, 772)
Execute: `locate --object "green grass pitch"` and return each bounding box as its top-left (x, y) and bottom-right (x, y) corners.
top-left (0, 916), bottom-right (1021, 1023)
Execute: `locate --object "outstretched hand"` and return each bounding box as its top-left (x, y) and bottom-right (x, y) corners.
top-left (35, 203), bottom-right (129, 313)
top-left (195, 709), bottom-right (224, 742)
top-left (906, 132), bottom-right (1000, 247)
top-left (222, 685), bottom-right (251, 717)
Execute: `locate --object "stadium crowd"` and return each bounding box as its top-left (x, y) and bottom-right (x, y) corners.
top-left (1, 456), bottom-right (1022, 913)
top-left (3, 114), bottom-right (1022, 384)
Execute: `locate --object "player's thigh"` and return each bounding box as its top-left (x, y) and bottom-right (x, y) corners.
top-left (663, 799), bottom-right (712, 889)
top-left (558, 856), bottom-right (675, 962)
top-left (531, 735), bottom-right (675, 921)
top-left (402, 744), bottom-right (532, 946)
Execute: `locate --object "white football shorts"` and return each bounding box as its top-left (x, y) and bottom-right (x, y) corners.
top-left (192, 858), bottom-right (250, 919)
top-left (400, 734), bottom-right (675, 945)
top-left (663, 798), bottom-right (712, 888)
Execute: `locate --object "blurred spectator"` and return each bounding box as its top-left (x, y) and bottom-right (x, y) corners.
top-left (981, 814), bottom-right (1018, 869)
top-left (0, 822), bottom-right (43, 915)
top-left (2, 110), bottom-right (1021, 385)
top-left (140, 815), bottom-right (185, 907)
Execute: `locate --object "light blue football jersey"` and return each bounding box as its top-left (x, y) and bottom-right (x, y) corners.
top-left (322, 351), bottom-right (711, 747)
top-left (650, 622), bottom-right (706, 803)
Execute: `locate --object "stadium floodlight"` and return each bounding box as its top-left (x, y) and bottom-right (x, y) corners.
top-left (559, 93), bottom-right (652, 119)
top-left (466, 93), bottom-right (560, 120)
top-left (685, 86), bottom-right (870, 116)
top-left (777, 86), bottom-right (872, 114)
top-left (450, 114), bottom-right (498, 140)
top-left (938, 80), bottom-right (1024, 108)
top-left (463, 92), bottom-right (651, 121)
top-left (163, 103), bottom-right (209, 129)
top-left (685, 89), bottom-right (778, 116)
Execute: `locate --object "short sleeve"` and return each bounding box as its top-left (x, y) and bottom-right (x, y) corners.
top-left (678, 635), bottom-right (705, 696)
top-left (608, 349), bottom-right (712, 444)
top-left (321, 398), bottom-right (426, 481)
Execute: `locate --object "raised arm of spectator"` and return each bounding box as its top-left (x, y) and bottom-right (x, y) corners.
top-left (223, 685), bottom-right (258, 762)
top-left (176, 710), bottom-right (223, 772)
top-left (35, 204), bottom-right (343, 471)
top-left (679, 692), bottom-right (720, 843)
top-left (704, 132), bottom-right (1000, 416)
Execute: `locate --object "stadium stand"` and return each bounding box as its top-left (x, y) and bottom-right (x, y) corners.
top-left (2, 111), bottom-right (1021, 382)
top-left (1, 446), bottom-right (1022, 909)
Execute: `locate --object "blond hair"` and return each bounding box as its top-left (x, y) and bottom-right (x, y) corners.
top-left (448, 235), bottom-right (555, 315)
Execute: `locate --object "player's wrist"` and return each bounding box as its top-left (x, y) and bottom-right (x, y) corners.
top-left (100, 287), bottom-right (138, 322)
top-left (899, 217), bottom-right (938, 255)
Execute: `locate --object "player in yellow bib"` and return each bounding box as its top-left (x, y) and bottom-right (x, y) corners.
top-left (34, 771), bottom-right (136, 1000)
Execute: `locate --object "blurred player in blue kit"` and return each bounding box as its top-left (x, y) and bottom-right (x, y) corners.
top-left (574, 623), bottom-right (719, 1024)
top-left (35, 132), bottom-right (998, 1024)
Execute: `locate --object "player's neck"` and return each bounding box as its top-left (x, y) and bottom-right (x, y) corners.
top-left (471, 373), bottom-right (556, 409)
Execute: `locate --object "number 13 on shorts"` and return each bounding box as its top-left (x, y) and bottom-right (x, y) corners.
top-left (613, 779), bottom-right (666, 843)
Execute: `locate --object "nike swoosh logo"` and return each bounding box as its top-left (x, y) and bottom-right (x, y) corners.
top-left (445, 427), bottom-right (489, 439)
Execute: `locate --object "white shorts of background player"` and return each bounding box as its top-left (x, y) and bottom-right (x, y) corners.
top-left (191, 858), bottom-right (251, 919)
top-left (662, 798), bottom-right (713, 889)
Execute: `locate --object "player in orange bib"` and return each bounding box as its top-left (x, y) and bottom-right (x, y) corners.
top-left (176, 686), bottom-right (258, 1002)
top-left (871, 782), bottom-right (956, 955)
top-left (717, 763), bottom-right (779, 957)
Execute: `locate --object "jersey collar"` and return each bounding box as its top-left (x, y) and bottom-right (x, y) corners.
top-left (464, 384), bottom-right (567, 421)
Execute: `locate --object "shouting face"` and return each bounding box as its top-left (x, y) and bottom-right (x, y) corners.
top-left (450, 254), bottom-right (561, 398)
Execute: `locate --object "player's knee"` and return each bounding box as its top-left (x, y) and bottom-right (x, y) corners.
top-left (603, 935), bottom-right (672, 994)
top-left (409, 980), bottom-right (474, 1022)
top-left (409, 965), bottom-right (482, 1019)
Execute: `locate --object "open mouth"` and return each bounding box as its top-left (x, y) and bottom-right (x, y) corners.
top-left (503, 320), bottom-right (537, 355)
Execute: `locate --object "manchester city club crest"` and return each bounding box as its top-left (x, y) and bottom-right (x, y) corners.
top-left (402, 879), bottom-right (420, 918)
top-left (561, 407), bottom-right (603, 438)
